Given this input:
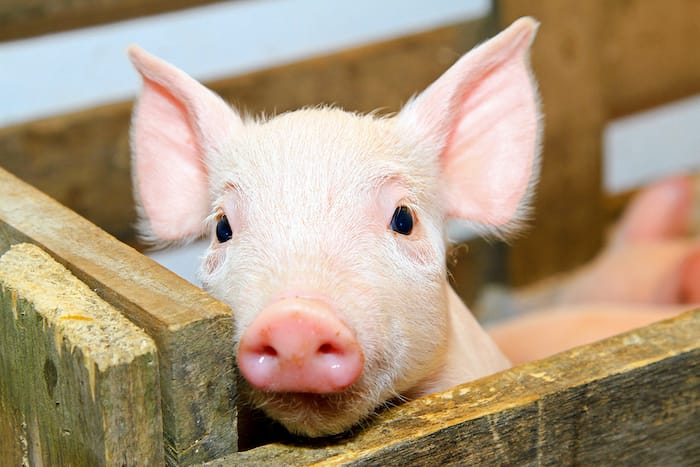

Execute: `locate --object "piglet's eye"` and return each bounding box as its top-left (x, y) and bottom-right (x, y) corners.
top-left (216, 215), bottom-right (233, 243)
top-left (390, 206), bottom-right (414, 235)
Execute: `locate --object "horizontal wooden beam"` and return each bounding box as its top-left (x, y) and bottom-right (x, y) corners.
top-left (212, 310), bottom-right (699, 464)
top-left (0, 0), bottom-right (225, 41)
top-left (0, 168), bottom-right (237, 465)
top-left (601, 0), bottom-right (700, 117)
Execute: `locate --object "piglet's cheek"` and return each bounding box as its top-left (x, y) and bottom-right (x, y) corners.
top-left (203, 249), bottom-right (225, 275)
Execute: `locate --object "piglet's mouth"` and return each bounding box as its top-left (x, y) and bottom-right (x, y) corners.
top-left (242, 383), bottom-right (377, 438)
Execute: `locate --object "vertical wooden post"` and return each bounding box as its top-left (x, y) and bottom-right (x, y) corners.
top-left (0, 243), bottom-right (163, 465)
top-left (498, 0), bottom-right (606, 285)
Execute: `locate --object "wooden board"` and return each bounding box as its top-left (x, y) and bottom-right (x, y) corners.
top-left (0, 168), bottom-right (237, 465)
top-left (497, 0), bottom-right (700, 285)
top-left (602, 0), bottom-right (700, 117)
top-left (0, 0), bottom-right (225, 41)
top-left (0, 243), bottom-right (162, 465)
top-left (206, 309), bottom-right (699, 465)
top-left (0, 18), bottom-right (488, 247)
top-left (498, 0), bottom-right (606, 286)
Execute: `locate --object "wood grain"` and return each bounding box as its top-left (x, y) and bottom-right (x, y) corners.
top-left (0, 168), bottom-right (237, 465)
top-left (497, 0), bottom-right (700, 285)
top-left (207, 309), bottom-right (699, 465)
top-left (0, 243), bottom-right (163, 465)
top-left (601, 0), bottom-right (700, 117)
top-left (0, 0), bottom-right (225, 41)
top-left (498, 0), bottom-right (606, 286)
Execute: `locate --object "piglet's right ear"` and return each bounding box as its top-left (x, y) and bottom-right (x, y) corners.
top-left (398, 18), bottom-right (540, 234)
top-left (129, 46), bottom-right (242, 243)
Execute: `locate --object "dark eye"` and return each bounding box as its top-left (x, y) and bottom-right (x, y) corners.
top-left (216, 215), bottom-right (233, 243)
top-left (390, 206), bottom-right (414, 235)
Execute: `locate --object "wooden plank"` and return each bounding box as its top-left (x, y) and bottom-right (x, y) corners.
top-left (0, 168), bottom-right (236, 465)
top-left (0, 18), bottom-right (489, 247)
top-left (0, 243), bottom-right (162, 465)
top-left (497, 1), bottom-right (606, 285)
top-left (0, 0), bottom-right (225, 41)
top-left (206, 309), bottom-right (699, 465)
top-left (601, 0), bottom-right (700, 117)
top-left (497, 0), bottom-right (700, 285)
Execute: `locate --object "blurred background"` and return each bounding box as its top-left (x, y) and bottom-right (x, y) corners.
top-left (1, 0), bottom-right (699, 305)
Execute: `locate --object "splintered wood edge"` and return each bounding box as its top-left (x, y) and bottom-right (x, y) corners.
top-left (215, 309), bottom-right (699, 465)
top-left (0, 242), bottom-right (164, 464)
top-left (0, 168), bottom-right (237, 464)
top-left (0, 243), bottom-right (156, 371)
top-left (0, 167), bottom-right (232, 330)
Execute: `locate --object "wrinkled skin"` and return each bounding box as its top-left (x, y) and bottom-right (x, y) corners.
top-left (487, 175), bottom-right (700, 365)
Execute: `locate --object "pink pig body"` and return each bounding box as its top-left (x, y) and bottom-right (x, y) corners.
top-left (487, 175), bottom-right (700, 365)
top-left (129, 19), bottom-right (541, 437)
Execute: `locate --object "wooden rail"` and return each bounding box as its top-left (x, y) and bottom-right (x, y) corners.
top-left (0, 168), bottom-right (236, 465)
top-left (2, 1), bottom-right (700, 464)
top-left (217, 309), bottom-right (699, 465)
top-left (0, 0), bottom-right (226, 41)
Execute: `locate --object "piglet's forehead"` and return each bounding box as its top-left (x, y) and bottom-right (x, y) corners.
top-left (207, 108), bottom-right (436, 196)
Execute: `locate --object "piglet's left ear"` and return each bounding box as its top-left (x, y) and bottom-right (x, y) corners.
top-left (398, 17), bottom-right (541, 231)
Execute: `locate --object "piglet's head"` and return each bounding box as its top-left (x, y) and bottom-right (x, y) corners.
top-left (129, 17), bottom-right (540, 437)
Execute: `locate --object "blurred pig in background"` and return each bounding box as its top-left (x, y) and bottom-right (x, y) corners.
top-left (484, 174), bottom-right (700, 364)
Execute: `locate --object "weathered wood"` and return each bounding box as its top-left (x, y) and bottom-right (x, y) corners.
top-left (498, 1), bottom-right (606, 286)
top-left (497, 0), bottom-right (700, 286)
top-left (602, 0), bottom-right (700, 118)
top-left (0, 167), bottom-right (236, 465)
top-left (206, 310), bottom-right (699, 465)
top-left (0, 0), bottom-right (225, 41)
top-left (0, 243), bottom-right (162, 465)
top-left (0, 18), bottom-right (489, 247)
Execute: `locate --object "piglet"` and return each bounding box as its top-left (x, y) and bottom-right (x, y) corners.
top-left (128, 18), bottom-right (541, 437)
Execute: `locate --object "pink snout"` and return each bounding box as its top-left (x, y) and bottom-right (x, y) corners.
top-left (237, 298), bottom-right (364, 393)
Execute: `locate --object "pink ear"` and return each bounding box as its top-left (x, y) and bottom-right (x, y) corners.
top-left (399, 17), bottom-right (541, 229)
top-left (129, 46), bottom-right (242, 242)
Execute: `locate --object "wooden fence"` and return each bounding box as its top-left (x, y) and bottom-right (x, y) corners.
top-left (1, 0), bottom-right (699, 464)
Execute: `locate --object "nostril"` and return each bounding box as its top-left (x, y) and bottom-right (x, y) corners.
top-left (318, 343), bottom-right (335, 354)
top-left (261, 345), bottom-right (277, 357)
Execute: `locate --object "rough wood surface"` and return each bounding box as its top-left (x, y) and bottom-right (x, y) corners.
top-left (205, 309), bottom-right (699, 465)
top-left (0, 0), bottom-right (225, 41)
top-left (0, 168), bottom-right (236, 465)
top-left (0, 18), bottom-right (489, 247)
top-left (498, 0), bottom-right (606, 286)
top-left (0, 243), bottom-right (162, 465)
top-left (602, 0), bottom-right (700, 117)
top-left (497, 0), bottom-right (700, 285)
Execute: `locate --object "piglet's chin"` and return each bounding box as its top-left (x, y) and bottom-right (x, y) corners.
top-left (240, 384), bottom-right (381, 438)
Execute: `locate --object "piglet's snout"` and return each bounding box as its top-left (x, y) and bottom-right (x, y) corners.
top-left (237, 298), bottom-right (364, 393)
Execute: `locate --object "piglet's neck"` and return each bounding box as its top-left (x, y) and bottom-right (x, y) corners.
top-left (413, 285), bottom-right (512, 397)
